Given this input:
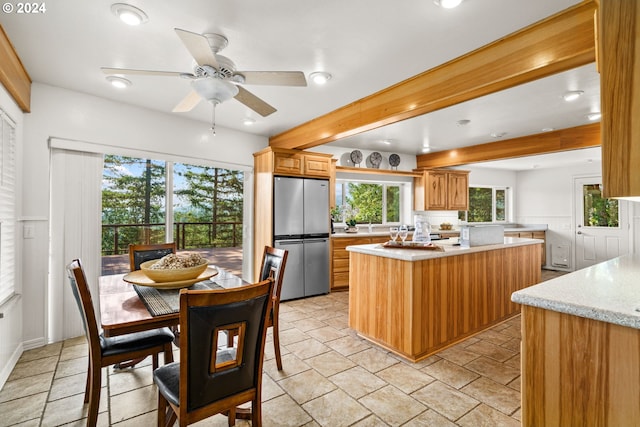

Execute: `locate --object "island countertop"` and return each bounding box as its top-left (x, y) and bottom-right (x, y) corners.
top-left (512, 253), bottom-right (640, 329)
top-left (346, 237), bottom-right (542, 262)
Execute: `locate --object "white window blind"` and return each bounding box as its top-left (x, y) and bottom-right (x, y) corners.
top-left (0, 108), bottom-right (16, 304)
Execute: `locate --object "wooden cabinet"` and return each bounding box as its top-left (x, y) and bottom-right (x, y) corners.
top-left (413, 169), bottom-right (469, 211)
top-left (271, 148), bottom-right (331, 178)
top-left (505, 230), bottom-right (546, 266)
top-left (330, 235), bottom-right (390, 290)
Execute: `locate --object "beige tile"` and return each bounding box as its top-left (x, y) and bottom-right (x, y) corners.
top-left (512, 407), bottom-right (522, 421)
top-left (376, 363), bottom-right (435, 394)
top-left (500, 337), bottom-right (521, 353)
top-left (504, 353), bottom-right (520, 369)
top-left (456, 403), bottom-right (520, 427)
top-left (465, 356), bottom-right (520, 385)
top-left (351, 414), bottom-right (389, 426)
top-left (436, 344), bottom-right (481, 365)
top-left (326, 335), bottom-right (371, 357)
top-left (360, 385), bottom-right (426, 426)
top-left (278, 327), bottom-right (311, 346)
top-left (322, 314), bottom-right (349, 330)
top-left (42, 391), bottom-right (107, 426)
top-left (507, 375), bottom-right (521, 392)
top-left (18, 342), bottom-right (62, 363)
top-left (291, 317), bottom-right (328, 332)
top-left (0, 392), bottom-right (46, 426)
top-left (6, 419), bottom-right (40, 427)
top-left (461, 377), bottom-right (520, 415)
top-left (286, 338), bottom-right (331, 360)
top-left (305, 351), bottom-right (355, 377)
top-left (112, 411), bottom-right (158, 426)
top-left (261, 373), bottom-right (285, 402)
top-left (464, 339), bottom-right (516, 362)
top-left (329, 366), bottom-right (386, 399)
top-left (59, 342), bottom-right (89, 361)
top-left (348, 348), bottom-right (399, 373)
top-left (263, 353), bottom-right (311, 380)
top-left (404, 409), bottom-right (457, 427)
top-left (305, 326), bottom-right (347, 343)
top-left (0, 371), bottom-right (53, 403)
top-left (278, 369), bottom-right (336, 404)
top-left (302, 389), bottom-right (370, 427)
top-left (109, 364), bottom-right (154, 396)
top-left (262, 394), bottom-right (313, 427)
top-left (408, 354), bottom-right (442, 368)
top-left (49, 371), bottom-right (92, 401)
top-left (109, 384), bottom-right (157, 423)
top-left (7, 356), bottom-right (58, 381)
top-left (279, 309), bottom-right (311, 323)
top-left (63, 335), bottom-right (88, 348)
top-left (422, 359), bottom-right (479, 389)
top-left (412, 381), bottom-right (479, 421)
top-left (54, 356), bottom-right (89, 379)
top-left (475, 329), bottom-right (512, 346)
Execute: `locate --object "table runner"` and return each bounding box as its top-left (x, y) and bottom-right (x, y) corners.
top-left (133, 280), bottom-right (224, 316)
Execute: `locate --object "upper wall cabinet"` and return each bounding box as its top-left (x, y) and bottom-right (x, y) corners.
top-left (413, 169), bottom-right (469, 211)
top-left (271, 148), bottom-right (332, 178)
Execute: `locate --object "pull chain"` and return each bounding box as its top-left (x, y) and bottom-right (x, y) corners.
top-left (210, 103), bottom-right (216, 135)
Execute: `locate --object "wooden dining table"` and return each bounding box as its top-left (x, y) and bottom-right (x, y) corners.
top-left (98, 266), bottom-right (247, 337)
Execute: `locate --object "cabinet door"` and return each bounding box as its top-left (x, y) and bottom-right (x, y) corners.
top-left (303, 155), bottom-right (330, 177)
top-left (447, 172), bottom-right (469, 210)
top-left (426, 172), bottom-right (447, 210)
top-left (273, 152), bottom-right (303, 175)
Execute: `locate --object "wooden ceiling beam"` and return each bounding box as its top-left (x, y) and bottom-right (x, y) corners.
top-left (415, 123), bottom-right (601, 169)
top-left (269, 1), bottom-right (597, 151)
top-left (0, 25), bottom-right (31, 112)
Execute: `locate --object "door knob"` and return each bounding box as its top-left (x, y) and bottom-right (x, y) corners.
top-left (577, 231), bottom-right (583, 234)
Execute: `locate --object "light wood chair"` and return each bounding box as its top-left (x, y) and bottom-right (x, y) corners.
top-left (128, 242), bottom-right (177, 271)
top-left (153, 280), bottom-right (274, 427)
top-left (66, 259), bottom-right (174, 426)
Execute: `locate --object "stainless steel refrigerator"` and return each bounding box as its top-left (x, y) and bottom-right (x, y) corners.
top-left (273, 176), bottom-right (330, 301)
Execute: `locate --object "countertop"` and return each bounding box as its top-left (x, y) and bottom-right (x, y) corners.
top-left (346, 237), bottom-right (542, 262)
top-left (331, 223), bottom-right (547, 238)
top-left (512, 253), bottom-right (640, 330)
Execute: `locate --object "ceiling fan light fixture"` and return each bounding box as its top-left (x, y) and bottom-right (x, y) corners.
top-left (456, 119), bottom-right (471, 126)
top-left (192, 79), bottom-right (239, 104)
top-left (310, 72), bottom-right (332, 85)
top-left (243, 117), bottom-right (256, 126)
top-left (106, 75), bottom-right (132, 89)
top-left (563, 90), bottom-right (584, 102)
top-left (111, 3), bottom-right (148, 26)
top-left (490, 132), bottom-right (507, 138)
top-left (587, 112), bottom-right (601, 121)
top-left (434, 0), bottom-right (463, 9)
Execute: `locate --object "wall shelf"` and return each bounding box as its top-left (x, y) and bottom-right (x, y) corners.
top-left (335, 165), bottom-right (423, 178)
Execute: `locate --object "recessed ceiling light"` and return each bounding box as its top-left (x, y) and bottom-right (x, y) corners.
top-left (309, 72), bottom-right (332, 85)
top-left (541, 127), bottom-right (555, 132)
top-left (421, 147), bottom-right (432, 153)
top-left (111, 3), bottom-right (148, 26)
top-left (243, 117), bottom-right (256, 126)
top-left (380, 139), bottom-right (392, 145)
top-left (490, 132), bottom-right (507, 138)
top-left (587, 112), bottom-right (601, 121)
top-left (106, 75), bottom-right (132, 89)
top-left (434, 0), bottom-right (463, 9)
top-left (563, 90), bottom-right (584, 102)
top-left (456, 119), bottom-right (471, 126)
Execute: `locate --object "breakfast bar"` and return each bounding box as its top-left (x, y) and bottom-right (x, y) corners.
top-left (347, 237), bottom-right (542, 362)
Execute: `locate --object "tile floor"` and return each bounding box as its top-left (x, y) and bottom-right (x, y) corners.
top-left (1, 269), bottom-right (566, 427)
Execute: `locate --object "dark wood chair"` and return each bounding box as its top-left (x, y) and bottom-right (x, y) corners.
top-left (128, 242), bottom-right (177, 271)
top-left (227, 246), bottom-right (288, 370)
top-left (153, 279), bottom-right (274, 427)
top-left (66, 259), bottom-right (174, 426)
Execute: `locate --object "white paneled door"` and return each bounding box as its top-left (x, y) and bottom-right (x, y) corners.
top-left (574, 176), bottom-right (630, 270)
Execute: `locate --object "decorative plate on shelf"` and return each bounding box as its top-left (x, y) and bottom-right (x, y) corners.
top-left (389, 153), bottom-right (401, 168)
top-left (350, 149), bottom-right (363, 166)
top-left (370, 151), bottom-right (382, 168)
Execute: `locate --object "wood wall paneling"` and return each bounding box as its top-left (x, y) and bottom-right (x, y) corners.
top-left (0, 25), bottom-right (31, 112)
top-left (269, 2), bottom-right (596, 151)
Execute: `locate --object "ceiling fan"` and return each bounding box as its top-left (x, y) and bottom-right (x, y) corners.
top-left (102, 28), bottom-right (307, 125)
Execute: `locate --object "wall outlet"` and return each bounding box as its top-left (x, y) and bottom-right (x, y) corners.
top-left (23, 224), bottom-right (35, 239)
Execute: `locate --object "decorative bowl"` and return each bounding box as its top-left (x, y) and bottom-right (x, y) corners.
top-left (140, 259), bottom-right (208, 283)
top-left (439, 223), bottom-right (453, 230)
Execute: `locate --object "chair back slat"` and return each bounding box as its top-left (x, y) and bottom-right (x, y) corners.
top-left (66, 259), bottom-right (102, 357)
top-left (259, 247), bottom-right (288, 302)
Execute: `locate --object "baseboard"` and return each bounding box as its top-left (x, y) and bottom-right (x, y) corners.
top-left (0, 342), bottom-right (23, 390)
top-left (22, 337), bottom-right (47, 351)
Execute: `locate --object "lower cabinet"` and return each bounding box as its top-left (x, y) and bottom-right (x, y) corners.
top-left (505, 231), bottom-right (546, 266)
top-left (330, 235), bottom-right (388, 290)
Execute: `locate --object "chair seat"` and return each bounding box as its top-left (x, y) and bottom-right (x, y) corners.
top-left (100, 327), bottom-right (175, 358)
top-left (154, 361), bottom-right (181, 406)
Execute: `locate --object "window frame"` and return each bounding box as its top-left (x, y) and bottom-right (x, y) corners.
top-left (334, 179), bottom-right (405, 226)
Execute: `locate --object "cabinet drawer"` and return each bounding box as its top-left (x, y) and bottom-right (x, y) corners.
top-left (333, 258), bottom-right (350, 271)
top-left (518, 232), bottom-right (534, 238)
top-left (332, 272), bottom-right (350, 288)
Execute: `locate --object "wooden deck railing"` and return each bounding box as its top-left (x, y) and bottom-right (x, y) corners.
top-left (101, 221), bottom-right (242, 255)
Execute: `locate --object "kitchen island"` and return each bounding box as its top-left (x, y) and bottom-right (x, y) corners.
top-left (347, 237), bottom-right (542, 362)
top-left (512, 254), bottom-right (640, 427)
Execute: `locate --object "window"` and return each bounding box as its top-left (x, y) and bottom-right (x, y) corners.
top-left (582, 184), bottom-right (619, 227)
top-left (459, 186), bottom-right (508, 223)
top-left (0, 108), bottom-right (16, 304)
top-left (335, 180), bottom-right (403, 224)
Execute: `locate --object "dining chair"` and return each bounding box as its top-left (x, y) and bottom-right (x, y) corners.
top-left (128, 242), bottom-right (177, 271)
top-left (153, 279), bottom-right (274, 427)
top-left (66, 259), bottom-right (175, 426)
top-left (227, 246), bottom-right (288, 370)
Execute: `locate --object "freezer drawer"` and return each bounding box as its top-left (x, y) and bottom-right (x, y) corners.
top-left (274, 240), bottom-right (305, 301)
top-left (304, 238), bottom-right (330, 297)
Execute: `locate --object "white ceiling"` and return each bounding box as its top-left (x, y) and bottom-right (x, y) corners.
top-left (0, 0), bottom-right (594, 169)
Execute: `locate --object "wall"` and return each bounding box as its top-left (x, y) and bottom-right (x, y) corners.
top-left (0, 84), bottom-right (24, 389)
top-left (21, 83), bottom-right (268, 348)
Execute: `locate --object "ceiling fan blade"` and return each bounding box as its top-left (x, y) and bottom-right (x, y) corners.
top-left (236, 71), bottom-right (307, 86)
top-left (234, 86), bottom-right (277, 117)
top-left (174, 28), bottom-right (219, 68)
top-left (172, 90), bottom-right (202, 112)
top-left (101, 67), bottom-right (186, 77)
